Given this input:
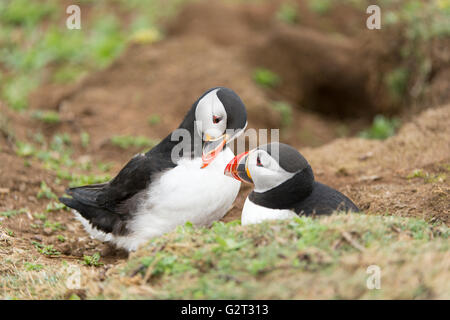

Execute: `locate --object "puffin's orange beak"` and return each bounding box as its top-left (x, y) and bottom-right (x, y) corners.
top-left (201, 134), bottom-right (228, 169)
top-left (224, 151), bottom-right (253, 183)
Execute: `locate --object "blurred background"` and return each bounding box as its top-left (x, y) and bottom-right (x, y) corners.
top-left (0, 0), bottom-right (449, 300)
top-left (1, 0), bottom-right (448, 151)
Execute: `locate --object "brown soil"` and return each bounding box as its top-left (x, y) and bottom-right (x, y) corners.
top-left (0, 0), bottom-right (449, 270)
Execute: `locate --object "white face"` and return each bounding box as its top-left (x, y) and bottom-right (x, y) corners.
top-left (195, 89), bottom-right (227, 140)
top-left (247, 150), bottom-right (295, 193)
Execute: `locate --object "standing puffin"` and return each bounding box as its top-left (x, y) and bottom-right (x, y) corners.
top-left (60, 87), bottom-right (247, 251)
top-left (224, 143), bottom-right (359, 225)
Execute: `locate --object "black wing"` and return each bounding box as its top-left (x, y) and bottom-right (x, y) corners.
top-left (294, 182), bottom-right (359, 215)
top-left (59, 152), bottom-right (176, 235)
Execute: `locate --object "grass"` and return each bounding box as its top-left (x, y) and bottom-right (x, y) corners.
top-left (33, 213), bottom-right (47, 222)
top-left (24, 263), bottom-right (44, 272)
top-left (407, 169), bottom-right (447, 184)
top-left (31, 110), bottom-right (61, 124)
top-left (37, 181), bottom-right (57, 200)
top-left (32, 241), bottom-right (61, 257)
top-left (13, 132), bottom-right (113, 190)
top-left (1, 213), bottom-right (449, 299)
top-left (0, 0), bottom-right (57, 26)
top-left (385, 68), bottom-right (409, 102)
top-left (15, 141), bottom-right (35, 157)
top-left (382, 0), bottom-right (450, 103)
top-left (358, 115), bottom-right (400, 140)
top-left (308, 0), bottom-right (332, 15)
top-left (0, 208), bottom-right (27, 218)
top-left (147, 114), bottom-right (161, 126)
top-left (80, 132), bottom-right (90, 148)
top-left (0, 0), bottom-right (179, 111)
top-left (276, 3), bottom-right (299, 24)
top-left (81, 214), bottom-right (449, 299)
top-left (43, 220), bottom-right (65, 232)
top-left (252, 68), bottom-right (281, 89)
top-left (45, 202), bottom-right (68, 213)
top-left (111, 135), bottom-right (159, 150)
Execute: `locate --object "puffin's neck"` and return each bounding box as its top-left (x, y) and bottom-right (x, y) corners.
top-left (249, 166), bottom-right (315, 210)
top-left (148, 105), bottom-right (203, 161)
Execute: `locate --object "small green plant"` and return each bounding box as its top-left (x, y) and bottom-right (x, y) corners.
top-left (147, 114), bottom-right (161, 126)
top-left (44, 220), bottom-right (65, 231)
top-left (15, 141), bottom-right (35, 157)
top-left (83, 252), bottom-right (103, 267)
top-left (32, 241), bottom-right (61, 256)
top-left (407, 169), bottom-right (447, 183)
top-left (40, 245), bottom-right (61, 256)
top-left (0, 208), bottom-right (27, 218)
top-left (214, 236), bottom-right (247, 252)
top-left (52, 65), bottom-right (86, 84)
top-left (276, 3), bottom-right (298, 24)
top-left (78, 159), bottom-right (92, 171)
top-left (97, 162), bottom-right (113, 172)
top-left (80, 132), bottom-right (90, 148)
top-left (385, 67), bottom-right (409, 101)
top-left (24, 262), bottom-right (44, 271)
top-left (33, 213), bottom-right (48, 222)
top-left (37, 181), bottom-right (57, 200)
top-left (1, 75), bottom-right (39, 110)
top-left (252, 68), bottom-right (281, 88)
top-left (68, 173), bottom-right (111, 188)
top-left (32, 110), bottom-right (60, 124)
top-left (308, 0), bottom-right (332, 14)
top-left (57, 235), bottom-right (66, 242)
top-left (111, 135), bottom-right (157, 149)
top-left (51, 133), bottom-right (71, 151)
top-left (358, 115), bottom-right (400, 140)
top-left (33, 132), bottom-right (45, 145)
top-left (45, 201), bottom-right (68, 212)
top-left (271, 101), bottom-right (293, 128)
top-left (407, 169), bottom-right (426, 179)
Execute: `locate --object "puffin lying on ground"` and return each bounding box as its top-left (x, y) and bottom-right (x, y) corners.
top-left (60, 87), bottom-right (247, 251)
top-left (224, 142), bottom-right (359, 225)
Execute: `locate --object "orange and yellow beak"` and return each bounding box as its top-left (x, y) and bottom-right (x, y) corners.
top-left (201, 134), bottom-right (228, 169)
top-left (224, 151), bottom-right (253, 184)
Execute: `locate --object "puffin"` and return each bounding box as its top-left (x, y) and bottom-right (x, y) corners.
top-left (224, 142), bottom-right (359, 225)
top-left (60, 87), bottom-right (247, 251)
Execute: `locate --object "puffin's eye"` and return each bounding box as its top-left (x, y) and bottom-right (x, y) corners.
top-left (213, 115), bottom-right (222, 124)
top-left (256, 156), bottom-right (263, 167)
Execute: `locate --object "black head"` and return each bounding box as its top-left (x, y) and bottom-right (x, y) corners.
top-left (225, 142), bottom-right (315, 209)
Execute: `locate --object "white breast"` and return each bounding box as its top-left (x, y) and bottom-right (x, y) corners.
top-left (106, 148), bottom-right (240, 251)
top-left (241, 197), bottom-right (297, 226)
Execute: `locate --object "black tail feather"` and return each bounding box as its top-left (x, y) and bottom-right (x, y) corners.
top-left (64, 183), bottom-right (107, 208)
top-left (59, 197), bottom-right (119, 234)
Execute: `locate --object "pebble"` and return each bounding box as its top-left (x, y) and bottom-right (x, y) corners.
top-left (31, 235), bottom-right (42, 242)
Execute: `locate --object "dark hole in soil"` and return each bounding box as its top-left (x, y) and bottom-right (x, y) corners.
top-left (302, 81), bottom-right (375, 119)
